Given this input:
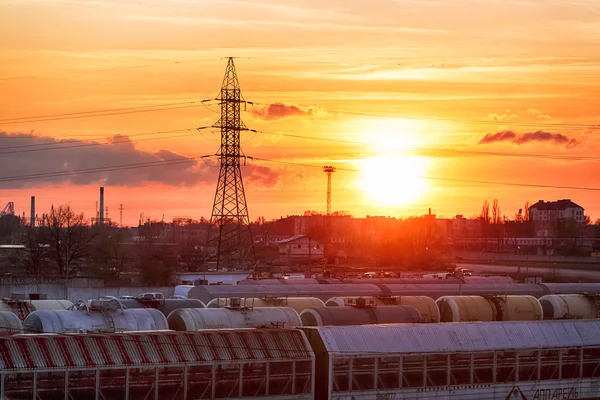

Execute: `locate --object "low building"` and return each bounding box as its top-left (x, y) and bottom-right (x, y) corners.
top-left (276, 235), bottom-right (324, 263)
top-left (529, 199), bottom-right (585, 237)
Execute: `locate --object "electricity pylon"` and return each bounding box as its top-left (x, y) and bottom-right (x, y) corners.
top-left (205, 58), bottom-right (255, 270)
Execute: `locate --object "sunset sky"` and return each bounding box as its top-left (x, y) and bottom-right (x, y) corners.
top-left (1, 0), bottom-right (599, 225)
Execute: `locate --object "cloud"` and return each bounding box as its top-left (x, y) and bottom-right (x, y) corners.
top-left (526, 108), bottom-right (552, 119)
top-left (0, 132), bottom-right (281, 189)
top-left (485, 109), bottom-right (519, 121)
top-left (478, 130), bottom-right (580, 148)
top-left (251, 102), bottom-right (321, 121)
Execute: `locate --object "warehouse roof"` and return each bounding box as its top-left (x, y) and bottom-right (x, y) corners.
top-left (303, 320), bottom-right (600, 356)
top-left (0, 329), bottom-right (313, 371)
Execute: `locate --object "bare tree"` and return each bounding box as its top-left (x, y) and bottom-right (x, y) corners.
top-left (20, 227), bottom-right (49, 275)
top-left (524, 201), bottom-right (530, 221)
top-left (480, 200), bottom-right (491, 224)
top-left (45, 205), bottom-right (96, 276)
top-left (491, 199), bottom-right (502, 224)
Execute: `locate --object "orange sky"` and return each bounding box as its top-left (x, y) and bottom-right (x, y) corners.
top-left (1, 0), bottom-right (599, 225)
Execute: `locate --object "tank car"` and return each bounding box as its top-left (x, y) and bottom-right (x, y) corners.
top-left (539, 294), bottom-right (599, 320)
top-left (167, 303), bottom-right (302, 331)
top-left (300, 304), bottom-right (421, 326)
top-left (23, 298), bottom-right (168, 333)
top-left (206, 297), bottom-right (324, 313)
top-left (0, 311), bottom-right (22, 334)
top-left (436, 295), bottom-right (543, 322)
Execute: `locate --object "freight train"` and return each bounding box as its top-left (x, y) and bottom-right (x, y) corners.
top-left (2, 320), bottom-right (600, 399)
top-left (186, 282), bottom-right (600, 303)
top-left (2, 292), bottom-right (599, 334)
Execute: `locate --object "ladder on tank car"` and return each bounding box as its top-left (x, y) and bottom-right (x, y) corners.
top-left (101, 309), bottom-right (116, 333)
top-left (2, 299), bottom-right (31, 320)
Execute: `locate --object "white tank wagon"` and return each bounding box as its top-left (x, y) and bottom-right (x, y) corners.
top-left (206, 297), bottom-right (325, 313)
top-left (0, 311), bottom-right (22, 334)
top-left (300, 304), bottom-right (422, 326)
top-left (539, 294), bottom-right (600, 320)
top-left (0, 299), bottom-right (73, 320)
top-left (437, 295), bottom-right (543, 322)
top-left (167, 306), bottom-right (302, 331)
top-left (22, 299), bottom-right (168, 333)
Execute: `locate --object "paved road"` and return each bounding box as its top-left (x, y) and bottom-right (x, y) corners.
top-left (457, 263), bottom-right (600, 282)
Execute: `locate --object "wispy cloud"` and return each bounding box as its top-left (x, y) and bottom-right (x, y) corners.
top-left (485, 109), bottom-right (519, 121)
top-left (526, 108), bottom-right (552, 119)
top-left (478, 130), bottom-right (580, 148)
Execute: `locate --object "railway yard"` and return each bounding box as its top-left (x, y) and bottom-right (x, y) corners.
top-left (1, 275), bottom-right (600, 399)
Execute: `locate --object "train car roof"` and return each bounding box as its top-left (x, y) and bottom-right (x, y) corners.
top-left (301, 320), bottom-right (600, 355)
top-left (0, 329), bottom-right (314, 372)
top-left (188, 284), bottom-right (383, 303)
top-left (378, 283), bottom-right (546, 297)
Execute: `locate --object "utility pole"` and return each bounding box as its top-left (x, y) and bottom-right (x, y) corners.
top-left (323, 166), bottom-right (336, 216)
top-left (204, 57), bottom-right (255, 271)
top-left (119, 204), bottom-right (124, 227)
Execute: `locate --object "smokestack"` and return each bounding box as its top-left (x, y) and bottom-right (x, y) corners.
top-left (99, 187), bottom-right (105, 225)
top-left (30, 196), bottom-right (35, 228)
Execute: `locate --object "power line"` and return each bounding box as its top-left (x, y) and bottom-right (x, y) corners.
top-left (252, 130), bottom-right (600, 162)
top-left (0, 128), bottom-right (211, 155)
top-left (0, 156), bottom-right (204, 183)
top-left (0, 99), bottom-right (216, 125)
top-left (0, 58), bottom-right (216, 82)
top-left (0, 149), bottom-right (595, 192)
top-left (245, 101), bottom-right (599, 130)
top-left (251, 156), bottom-right (600, 192)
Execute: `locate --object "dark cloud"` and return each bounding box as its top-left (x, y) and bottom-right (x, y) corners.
top-left (478, 130), bottom-right (517, 144)
top-left (251, 102), bottom-right (316, 121)
top-left (478, 130), bottom-right (580, 148)
top-left (0, 131), bottom-right (281, 189)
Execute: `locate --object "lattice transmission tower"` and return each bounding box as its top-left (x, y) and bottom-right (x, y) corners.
top-left (205, 58), bottom-right (255, 270)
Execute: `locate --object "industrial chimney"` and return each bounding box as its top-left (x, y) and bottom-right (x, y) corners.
top-left (30, 196), bottom-right (35, 228)
top-left (99, 187), bottom-right (105, 225)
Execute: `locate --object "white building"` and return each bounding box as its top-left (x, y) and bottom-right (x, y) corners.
top-left (276, 235), bottom-right (324, 262)
top-left (529, 199), bottom-right (585, 236)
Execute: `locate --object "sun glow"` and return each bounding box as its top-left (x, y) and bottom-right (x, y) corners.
top-left (358, 156), bottom-right (429, 206)
top-left (356, 118), bottom-right (429, 206)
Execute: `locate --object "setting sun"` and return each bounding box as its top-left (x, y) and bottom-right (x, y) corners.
top-left (357, 156), bottom-right (429, 206)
